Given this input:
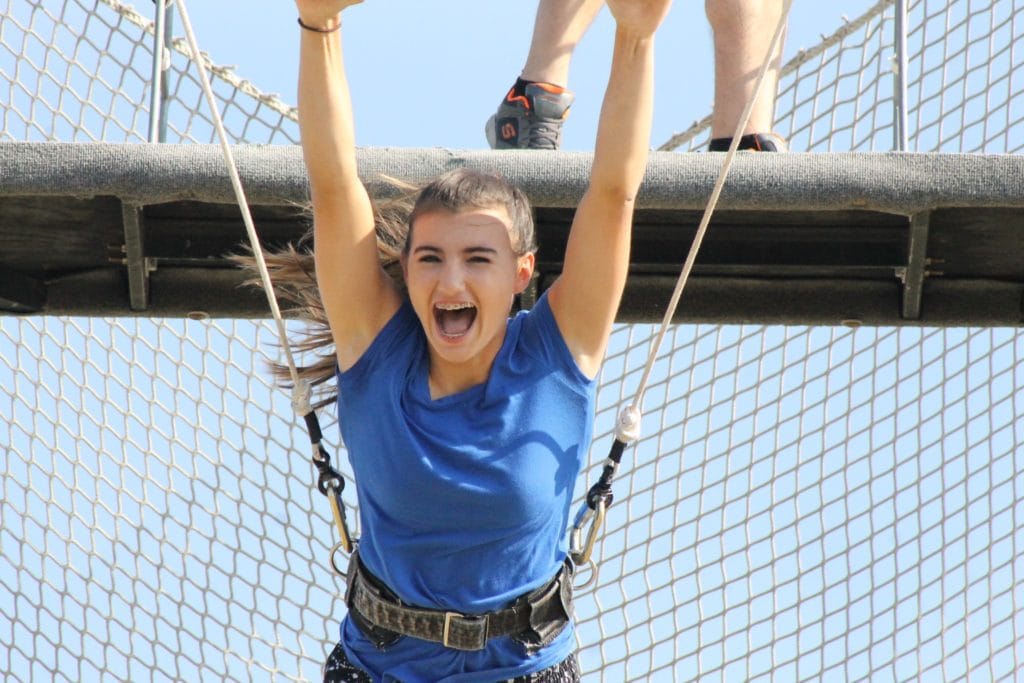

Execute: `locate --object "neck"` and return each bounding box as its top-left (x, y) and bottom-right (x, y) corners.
top-left (427, 356), bottom-right (492, 399)
top-left (426, 329), bottom-right (506, 399)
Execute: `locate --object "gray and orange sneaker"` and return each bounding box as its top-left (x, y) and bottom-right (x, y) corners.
top-left (708, 132), bottom-right (788, 152)
top-left (485, 79), bottom-right (574, 150)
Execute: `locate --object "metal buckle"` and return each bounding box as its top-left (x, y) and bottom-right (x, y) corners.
top-left (442, 612), bottom-right (488, 650)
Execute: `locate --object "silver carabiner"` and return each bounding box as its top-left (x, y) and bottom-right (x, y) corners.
top-left (327, 482), bottom-right (355, 555)
top-left (569, 497), bottom-right (607, 567)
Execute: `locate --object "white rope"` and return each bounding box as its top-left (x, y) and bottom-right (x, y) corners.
top-left (625, 0), bottom-right (794, 431)
top-left (173, 0), bottom-right (303, 395)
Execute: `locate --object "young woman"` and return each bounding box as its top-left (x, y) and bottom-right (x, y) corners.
top-left (290, 1), bottom-right (671, 680)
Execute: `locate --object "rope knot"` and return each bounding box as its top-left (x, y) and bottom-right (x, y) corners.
top-left (291, 379), bottom-right (313, 416)
top-left (614, 406), bottom-right (642, 444)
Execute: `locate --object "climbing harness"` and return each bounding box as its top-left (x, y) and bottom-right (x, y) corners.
top-left (344, 548), bottom-right (574, 651)
top-left (175, 0), bottom-right (354, 576)
top-left (568, 0), bottom-right (794, 588)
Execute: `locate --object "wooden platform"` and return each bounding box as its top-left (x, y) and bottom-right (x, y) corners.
top-left (2, 143), bottom-right (1022, 326)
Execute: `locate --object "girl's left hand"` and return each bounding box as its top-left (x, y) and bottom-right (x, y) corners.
top-left (294, 0), bottom-right (363, 28)
top-left (605, 0), bottom-right (673, 37)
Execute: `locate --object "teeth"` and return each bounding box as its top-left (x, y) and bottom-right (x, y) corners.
top-left (435, 303), bottom-right (474, 311)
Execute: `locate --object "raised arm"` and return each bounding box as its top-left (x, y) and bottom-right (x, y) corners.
top-left (295, 0), bottom-right (402, 371)
top-left (547, 0), bottom-right (671, 378)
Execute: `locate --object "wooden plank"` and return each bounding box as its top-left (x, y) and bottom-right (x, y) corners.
top-left (0, 196), bottom-right (123, 274)
top-left (929, 208), bottom-right (1024, 279)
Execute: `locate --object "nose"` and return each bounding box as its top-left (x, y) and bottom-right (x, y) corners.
top-left (437, 261), bottom-right (465, 293)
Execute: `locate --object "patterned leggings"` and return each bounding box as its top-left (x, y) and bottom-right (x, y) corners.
top-left (323, 642), bottom-right (581, 683)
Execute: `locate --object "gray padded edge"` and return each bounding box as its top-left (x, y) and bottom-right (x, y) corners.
top-left (3, 142), bottom-right (1024, 213)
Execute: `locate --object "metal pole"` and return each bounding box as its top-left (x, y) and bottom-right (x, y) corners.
top-left (160, 5), bottom-right (174, 143)
top-left (893, 0), bottom-right (910, 151)
top-left (148, 0), bottom-right (173, 142)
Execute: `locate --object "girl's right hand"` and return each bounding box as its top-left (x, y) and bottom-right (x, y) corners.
top-left (294, 0), bottom-right (363, 27)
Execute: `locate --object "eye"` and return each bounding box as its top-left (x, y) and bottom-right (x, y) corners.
top-left (468, 256), bottom-right (492, 264)
top-left (417, 254), bottom-right (441, 263)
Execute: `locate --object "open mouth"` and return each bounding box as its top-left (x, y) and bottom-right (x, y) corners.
top-left (433, 302), bottom-right (477, 339)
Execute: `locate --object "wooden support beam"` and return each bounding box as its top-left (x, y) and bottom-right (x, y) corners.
top-left (121, 202), bottom-right (155, 311)
top-left (899, 210), bottom-right (931, 320)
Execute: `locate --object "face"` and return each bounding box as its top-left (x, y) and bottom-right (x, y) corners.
top-left (402, 207), bottom-right (535, 375)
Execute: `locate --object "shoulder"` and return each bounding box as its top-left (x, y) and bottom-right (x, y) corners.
top-left (505, 293), bottom-right (594, 388)
top-left (337, 298), bottom-right (421, 385)
top-left (508, 292), bottom-right (557, 351)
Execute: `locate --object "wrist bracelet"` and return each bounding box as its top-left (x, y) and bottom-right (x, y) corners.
top-left (297, 17), bottom-right (341, 33)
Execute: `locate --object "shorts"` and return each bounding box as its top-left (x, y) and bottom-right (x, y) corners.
top-left (322, 642), bottom-right (581, 683)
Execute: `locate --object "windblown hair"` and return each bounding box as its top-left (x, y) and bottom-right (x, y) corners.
top-left (236, 168), bottom-right (536, 409)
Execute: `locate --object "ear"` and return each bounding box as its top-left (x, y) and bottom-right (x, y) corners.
top-left (513, 252), bottom-right (536, 294)
top-left (400, 253), bottom-right (409, 280)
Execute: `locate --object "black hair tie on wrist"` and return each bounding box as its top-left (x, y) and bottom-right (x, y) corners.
top-left (297, 17), bottom-right (341, 33)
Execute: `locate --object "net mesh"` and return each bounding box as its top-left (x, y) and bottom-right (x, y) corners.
top-left (0, 0), bottom-right (298, 144)
top-left (2, 0), bottom-right (1023, 681)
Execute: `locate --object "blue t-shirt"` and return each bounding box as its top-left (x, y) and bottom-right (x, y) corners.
top-left (335, 292), bottom-right (596, 682)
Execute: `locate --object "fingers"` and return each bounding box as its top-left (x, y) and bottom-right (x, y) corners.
top-left (604, 0), bottom-right (673, 36)
top-left (294, 0), bottom-right (363, 27)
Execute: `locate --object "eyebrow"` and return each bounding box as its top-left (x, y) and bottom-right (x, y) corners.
top-left (412, 245), bottom-right (499, 256)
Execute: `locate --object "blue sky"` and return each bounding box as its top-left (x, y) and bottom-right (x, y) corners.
top-left (183, 0), bottom-right (879, 150)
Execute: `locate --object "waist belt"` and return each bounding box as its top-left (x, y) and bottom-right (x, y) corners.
top-left (345, 550), bottom-right (573, 652)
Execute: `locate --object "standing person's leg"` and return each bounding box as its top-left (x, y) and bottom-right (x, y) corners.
top-left (486, 0), bottom-right (604, 150)
top-left (520, 0), bottom-right (604, 87)
top-left (705, 0), bottom-right (789, 151)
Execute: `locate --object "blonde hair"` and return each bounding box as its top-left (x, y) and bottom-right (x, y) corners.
top-left (238, 168), bottom-right (535, 407)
